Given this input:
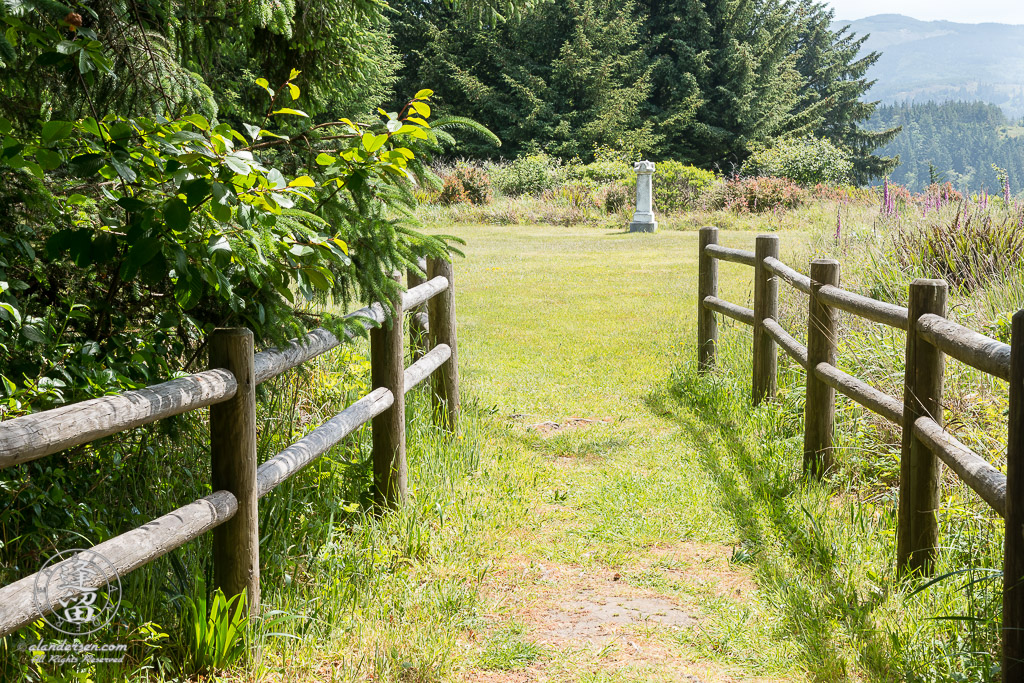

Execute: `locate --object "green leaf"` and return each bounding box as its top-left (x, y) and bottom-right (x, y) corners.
top-left (110, 158), bottom-right (136, 182)
top-left (411, 101), bottom-right (431, 118)
top-left (211, 202), bottom-right (231, 223)
top-left (243, 123), bottom-right (261, 142)
top-left (306, 267), bottom-right (332, 290)
top-left (271, 108), bottom-right (308, 118)
top-left (0, 302), bottom-right (21, 325)
top-left (289, 68), bottom-right (301, 80)
top-left (77, 49), bottom-right (92, 74)
top-left (180, 178), bottom-right (211, 208)
top-left (288, 175), bottom-right (315, 188)
top-left (224, 154), bottom-right (251, 175)
top-left (414, 89), bottom-right (434, 100)
top-left (22, 325), bottom-right (46, 343)
top-left (163, 198), bottom-right (190, 231)
top-left (116, 196), bottom-right (148, 212)
top-left (255, 78), bottom-right (274, 98)
top-left (127, 237), bottom-right (163, 269)
top-left (288, 83), bottom-right (300, 100)
top-left (35, 149), bottom-right (62, 170)
top-left (174, 274), bottom-right (203, 310)
top-left (80, 117), bottom-right (102, 138)
top-left (41, 120), bottom-right (74, 144)
top-left (315, 153), bottom-right (335, 166)
top-left (266, 168), bottom-right (287, 190)
top-left (69, 153), bottom-right (105, 177)
top-left (184, 114), bottom-right (210, 131)
top-left (208, 234), bottom-right (232, 254)
top-left (289, 244), bottom-right (313, 257)
top-left (362, 133), bottom-right (388, 153)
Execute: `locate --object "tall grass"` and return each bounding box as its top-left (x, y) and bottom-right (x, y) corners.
top-left (1, 328), bottom-right (488, 681)
top-left (661, 192), bottom-right (1023, 680)
top-left (668, 335), bottom-right (1003, 681)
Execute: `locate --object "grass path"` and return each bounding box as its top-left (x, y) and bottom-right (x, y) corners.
top-left (444, 224), bottom-right (812, 682)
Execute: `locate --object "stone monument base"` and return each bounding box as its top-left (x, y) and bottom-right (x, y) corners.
top-left (629, 220), bottom-right (658, 233)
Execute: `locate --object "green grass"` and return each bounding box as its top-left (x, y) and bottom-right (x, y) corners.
top-left (7, 212), bottom-right (1014, 682)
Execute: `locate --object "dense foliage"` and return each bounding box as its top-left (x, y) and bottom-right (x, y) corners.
top-left (742, 135), bottom-right (853, 186)
top-left (870, 100), bottom-right (1024, 193)
top-left (394, 0), bottom-right (894, 176)
top-left (392, 0), bottom-right (655, 161)
top-left (0, 0), bottom-right (505, 413)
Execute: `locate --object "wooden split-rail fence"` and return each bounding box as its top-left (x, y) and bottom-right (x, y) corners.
top-left (696, 227), bottom-right (1024, 676)
top-left (0, 256), bottom-right (459, 637)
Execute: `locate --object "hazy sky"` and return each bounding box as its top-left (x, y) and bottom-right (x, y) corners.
top-left (826, 0), bottom-right (1024, 24)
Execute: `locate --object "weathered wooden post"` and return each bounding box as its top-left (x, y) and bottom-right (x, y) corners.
top-left (209, 328), bottom-right (259, 614)
top-left (897, 279), bottom-right (947, 574)
top-left (371, 288), bottom-right (406, 507)
top-left (408, 257), bottom-right (429, 362)
top-left (803, 259), bottom-right (840, 478)
top-left (752, 234), bottom-right (780, 405)
top-left (697, 226), bottom-right (719, 373)
top-left (428, 256), bottom-right (460, 433)
top-left (1005, 309), bottom-right (1024, 676)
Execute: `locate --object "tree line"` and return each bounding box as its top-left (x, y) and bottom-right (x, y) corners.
top-left (391, 0), bottom-right (899, 182)
top-left (870, 100), bottom-right (1024, 194)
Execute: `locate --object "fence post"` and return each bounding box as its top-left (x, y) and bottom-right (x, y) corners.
top-left (752, 234), bottom-right (780, 405)
top-left (803, 260), bottom-right (840, 478)
top-left (428, 256), bottom-right (459, 433)
top-left (371, 287), bottom-right (406, 508)
top-left (408, 257), bottom-right (429, 362)
top-left (209, 328), bottom-right (259, 615)
top-left (697, 226), bottom-right (718, 373)
top-left (1004, 309), bottom-right (1024, 677)
top-left (896, 279), bottom-right (947, 574)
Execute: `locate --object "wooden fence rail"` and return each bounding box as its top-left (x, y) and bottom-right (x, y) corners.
top-left (695, 226), bottom-right (1024, 677)
top-left (0, 256), bottom-right (460, 638)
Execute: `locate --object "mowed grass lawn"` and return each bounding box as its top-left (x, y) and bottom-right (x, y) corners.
top-left (432, 223), bottom-right (817, 682)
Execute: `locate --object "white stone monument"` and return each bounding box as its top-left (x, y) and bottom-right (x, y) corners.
top-left (629, 160), bottom-right (657, 233)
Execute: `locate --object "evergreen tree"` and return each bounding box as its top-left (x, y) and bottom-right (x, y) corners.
top-left (637, 0), bottom-right (808, 169)
top-left (392, 0), bottom-right (655, 160)
top-left (870, 100), bottom-right (1024, 193)
top-left (792, 1), bottom-right (899, 182)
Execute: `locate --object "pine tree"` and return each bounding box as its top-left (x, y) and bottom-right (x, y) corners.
top-left (391, 0), bottom-right (655, 160)
top-left (636, 0), bottom-right (808, 169)
top-left (792, 1), bottom-right (899, 182)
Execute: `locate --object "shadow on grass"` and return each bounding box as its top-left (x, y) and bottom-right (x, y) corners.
top-left (643, 377), bottom-right (899, 682)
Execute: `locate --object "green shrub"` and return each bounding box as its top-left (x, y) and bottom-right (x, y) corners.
top-left (655, 161), bottom-right (716, 212)
top-left (742, 136), bottom-right (853, 186)
top-left (571, 159), bottom-right (634, 184)
top-left (492, 153), bottom-right (561, 196)
top-left (565, 145), bottom-right (638, 185)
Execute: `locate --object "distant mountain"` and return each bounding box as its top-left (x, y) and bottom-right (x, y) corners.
top-left (835, 14), bottom-right (1024, 117)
